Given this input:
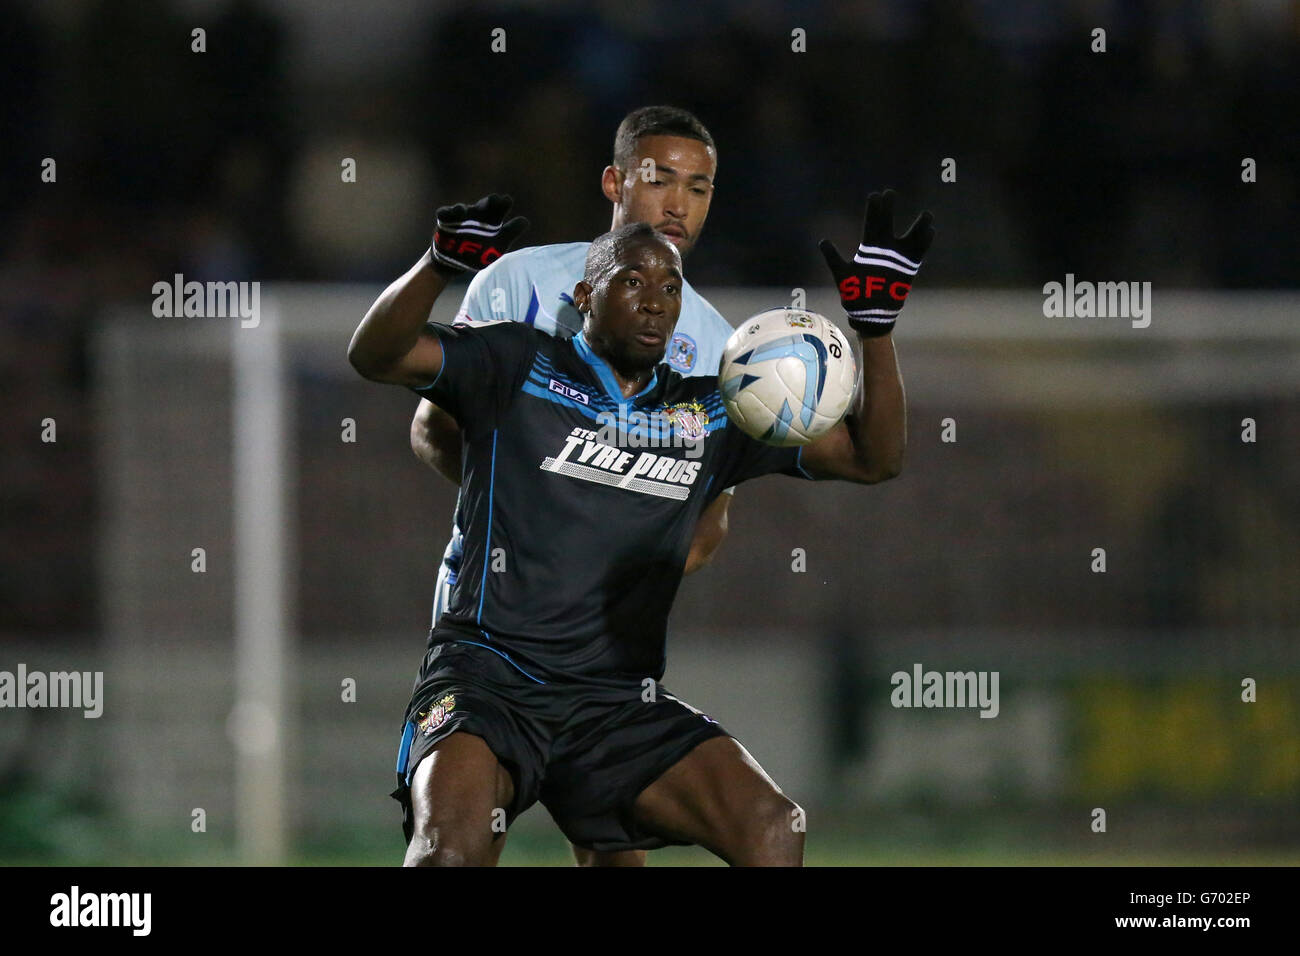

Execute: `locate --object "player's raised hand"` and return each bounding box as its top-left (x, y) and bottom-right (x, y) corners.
top-left (430, 193), bottom-right (530, 276)
top-left (819, 189), bottom-right (934, 337)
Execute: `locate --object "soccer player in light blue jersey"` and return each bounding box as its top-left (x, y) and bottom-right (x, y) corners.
top-left (408, 106), bottom-right (732, 866)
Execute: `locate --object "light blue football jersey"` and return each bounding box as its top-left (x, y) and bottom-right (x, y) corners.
top-left (451, 241), bottom-right (734, 377)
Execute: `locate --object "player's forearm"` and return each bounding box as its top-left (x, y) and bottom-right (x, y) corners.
top-left (348, 253), bottom-right (449, 380)
top-left (845, 332), bottom-right (906, 481)
top-left (682, 493), bottom-right (731, 574)
top-left (814, 189), bottom-right (928, 482)
top-left (411, 400), bottom-right (465, 485)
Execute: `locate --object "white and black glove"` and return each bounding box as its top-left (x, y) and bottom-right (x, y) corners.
top-left (819, 189), bottom-right (934, 336)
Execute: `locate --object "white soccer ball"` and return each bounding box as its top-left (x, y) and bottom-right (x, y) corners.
top-left (719, 308), bottom-right (857, 446)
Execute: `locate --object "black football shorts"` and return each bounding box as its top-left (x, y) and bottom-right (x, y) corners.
top-left (391, 635), bottom-right (732, 852)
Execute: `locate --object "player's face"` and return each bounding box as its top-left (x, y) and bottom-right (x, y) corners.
top-left (604, 135), bottom-right (716, 257)
top-left (576, 237), bottom-right (683, 375)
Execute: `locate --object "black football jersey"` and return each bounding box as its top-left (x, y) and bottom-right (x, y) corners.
top-left (410, 322), bottom-right (812, 685)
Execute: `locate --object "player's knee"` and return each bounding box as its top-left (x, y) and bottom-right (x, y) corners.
top-left (404, 832), bottom-right (483, 867)
top-left (741, 793), bottom-right (805, 855)
top-left (572, 847), bottom-right (646, 867)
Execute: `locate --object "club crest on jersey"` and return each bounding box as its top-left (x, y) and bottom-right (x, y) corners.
top-left (548, 378), bottom-right (590, 405)
top-left (667, 332), bottom-right (697, 373)
top-left (664, 401), bottom-right (709, 442)
top-left (417, 694), bottom-right (456, 737)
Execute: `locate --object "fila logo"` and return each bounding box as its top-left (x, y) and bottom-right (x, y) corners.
top-left (548, 378), bottom-right (590, 405)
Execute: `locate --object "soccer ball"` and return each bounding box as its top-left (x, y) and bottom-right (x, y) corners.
top-left (719, 308), bottom-right (857, 446)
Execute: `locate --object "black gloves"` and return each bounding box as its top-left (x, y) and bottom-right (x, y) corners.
top-left (430, 194), bottom-right (529, 277)
top-left (819, 190), bottom-right (934, 337)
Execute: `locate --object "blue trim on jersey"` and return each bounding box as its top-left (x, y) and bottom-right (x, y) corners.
top-left (413, 327), bottom-right (449, 394)
top-left (521, 379), bottom-right (604, 416)
top-left (573, 330), bottom-right (659, 405)
top-left (795, 446), bottom-right (814, 479)
top-left (396, 719), bottom-right (415, 774)
top-left (529, 354), bottom-right (606, 398)
top-left (531, 353), bottom-right (617, 408)
top-left (477, 430), bottom-right (498, 624)
top-left (521, 377), bottom-right (728, 442)
top-left (533, 350), bottom-right (731, 415)
top-left (524, 286), bottom-right (540, 326)
top-left (526, 370), bottom-right (605, 409)
top-left (454, 638), bottom-right (547, 684)
top-left (524, 350), bottom-right (729, 444)
top-left (530, 354), bottom-right (603, 394)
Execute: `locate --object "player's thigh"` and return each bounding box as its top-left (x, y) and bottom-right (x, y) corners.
top-left (571, 846), bottom-right (646, 867)
top-left (631, 735), bottom-right (798, 849)
top-left (406, 731), bottom-right (515, 865)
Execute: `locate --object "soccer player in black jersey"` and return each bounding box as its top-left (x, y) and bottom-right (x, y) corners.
top-left (411, 107), bottom-right (734, 868)
top-left (349, 191), bottom-right (932, 865)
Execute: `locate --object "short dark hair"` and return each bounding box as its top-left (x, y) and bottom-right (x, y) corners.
top-left (584, 221), bottom-right (677, 284)
top-left (612, 106), bottom-right (716, 171)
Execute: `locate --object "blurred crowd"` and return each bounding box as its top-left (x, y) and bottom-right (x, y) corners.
top-left (2, 0), bottom-right (1298, 634)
